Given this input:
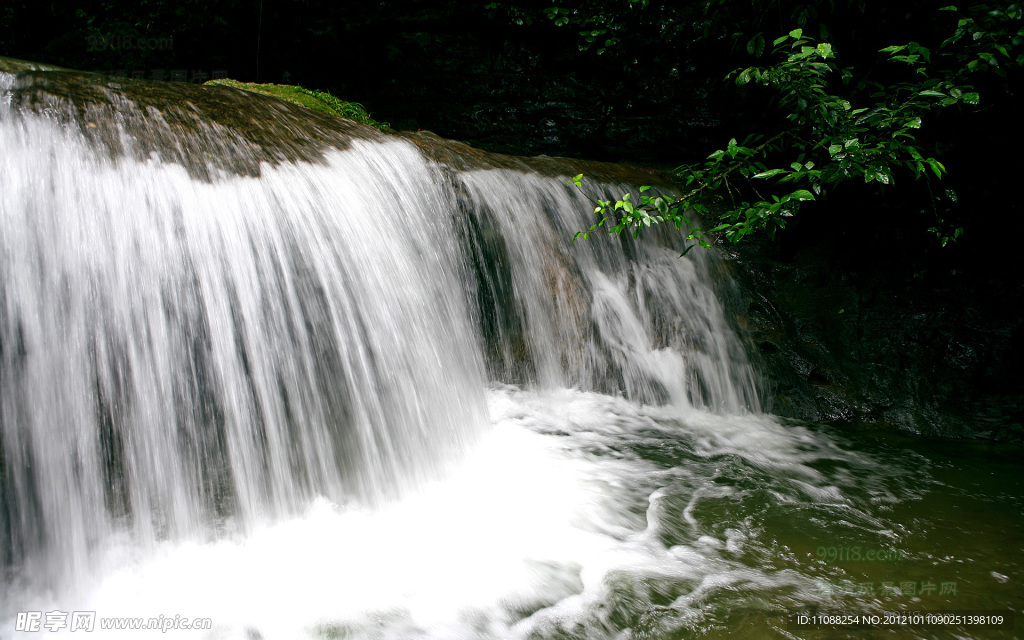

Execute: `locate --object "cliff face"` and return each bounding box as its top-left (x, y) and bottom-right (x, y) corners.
top-left (719, 235), bottom-right (1024, 442)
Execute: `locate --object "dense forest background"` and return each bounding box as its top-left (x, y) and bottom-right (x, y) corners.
top-left (2, 0), bottom-right (1022, 438)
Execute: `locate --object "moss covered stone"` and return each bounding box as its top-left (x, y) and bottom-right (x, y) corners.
top-left (203, 79), bottom-right (387, 129)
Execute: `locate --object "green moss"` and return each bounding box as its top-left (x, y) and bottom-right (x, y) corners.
top-left (202, 79), bottom-right (388, 130)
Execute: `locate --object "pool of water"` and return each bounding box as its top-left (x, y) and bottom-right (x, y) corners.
top-left (4, 387), bottom-right (1019, 639)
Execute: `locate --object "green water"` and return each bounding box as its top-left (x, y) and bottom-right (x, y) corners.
top-left (588, 417), bottom-right (1024, 640)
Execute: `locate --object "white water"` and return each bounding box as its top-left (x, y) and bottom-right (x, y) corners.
top-left (0, 103), bottom-right (487, 576)
top-left (5, 387), bottom-right (881, 639)
top-left (457, 170), bottom-right (759, 413)
top-left (0, 70), bottom-right (920, 639)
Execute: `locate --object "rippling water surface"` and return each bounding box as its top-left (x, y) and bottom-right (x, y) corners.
top-left (6, 387), bottom-right (1020, 639)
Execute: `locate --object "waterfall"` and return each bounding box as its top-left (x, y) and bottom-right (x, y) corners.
top-left (455, 168), bottom-right (760, 411)
top-left (0, 65), bottom-right (760, 598)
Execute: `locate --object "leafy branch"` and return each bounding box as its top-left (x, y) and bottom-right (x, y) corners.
top-left (572, 4), bottom-right (1022, 249)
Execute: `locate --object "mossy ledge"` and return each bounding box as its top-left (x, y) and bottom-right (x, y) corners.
top-left (1, 56), bottom-right (671, 186)
top-left (202, 78), bottom-right (388, 130)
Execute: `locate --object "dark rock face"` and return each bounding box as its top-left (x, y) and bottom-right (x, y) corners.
top-left (721, 239), bottom-right (1024, 442)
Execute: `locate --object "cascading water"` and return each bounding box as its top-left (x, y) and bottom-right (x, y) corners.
top-left (455, 168), bottom-right (759, 412)
top-left (1, 63), bottom-right (1020, 640)
top-left (0, 68), bottom-right (491, 585)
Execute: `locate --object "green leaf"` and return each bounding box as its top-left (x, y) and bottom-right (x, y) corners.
top-left (747, 33), bottom-right (765, 57)
top-left (790, 190), bottom-right (815, 200)
top-left (752, 168), bottom-right (786, 178)
top-left (962, 92), bottom-right (980, 104)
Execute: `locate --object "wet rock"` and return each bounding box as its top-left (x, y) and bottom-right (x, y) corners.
top-left (723, 237), bottom-right (1024, 443)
